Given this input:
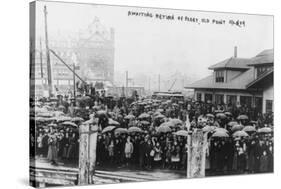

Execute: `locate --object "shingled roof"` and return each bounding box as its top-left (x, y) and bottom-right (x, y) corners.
top-left (186, 68), bottom-right (255, 90)
top-left (208, 57), bottom-right (251, 70)
top-left (248, 49), bottom-right (273, 66)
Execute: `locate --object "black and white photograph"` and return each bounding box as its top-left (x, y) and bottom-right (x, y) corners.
top-left (29, 0), bottom-right (274, 187)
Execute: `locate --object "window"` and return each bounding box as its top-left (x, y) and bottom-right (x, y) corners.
top-left (227, 95), bottom-right (237, 106)
top-left (215, 70), bottom-right (224, 82)
top-left (215, 94), bottom-right (224, 105)
top-left (240, 96), bottom-right (252, 107)
top-left (255, 97), bottom-right (263, 113)
top-left (256, 66), bottom-right (272, 78)
top-left (205, 93), bottom-right (213, 103)
top-left (266, 100), bottom-right (273, 113)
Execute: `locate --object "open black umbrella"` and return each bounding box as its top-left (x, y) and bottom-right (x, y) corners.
top-left (257, 127), bottom-right (272, 134)
top-left (128, 127), bottom-right (143, 133)
top-left (173, 130), bottom-right (189, 137)
top-left (114, 128), bottom-right (128, 134)
top-left (156, 125), bottom-right (172, 133)
top-left (237, 115), bottom-right (249, 120)
top-left (232, 130), bottom-right (249, 137)
top-left (102, 126), bottom-right (116, 133)
top-left (212, 131), bottom-right (229, 138)
top-left (243, 126), bottom-right (256, 132)
top-left (62, 121), bottom-right (77, 127)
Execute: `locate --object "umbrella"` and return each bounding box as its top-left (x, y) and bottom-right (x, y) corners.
top-left (153, 111), bottom-right (161, 116)
top-left (169, 119), bottom-right (182, 125)
top-left (160, 122), bottom-right (174, 128)
top-left (140, 120), bottom-right (150, 125)
top-left (206, 114), bottom-right (215, 118)
top-left (58, 105), bottom-right (65, 110)
top-left (234, 137), bottom-right (242, 141)
top-left (97, 110), bottom-right (107, 115)
top-left (212, 131), bottom-right (229, 138)
top-left (35, 117), bottom-right (51, 122)
top-left (232, 130), bottom-right (249, 137)
top-left (231, 124), bottom-right (244, 132)
top-left (62, 121), bottom-right (77, 127)
top-left (203, 125), bottom-right (216, 133)
top-left (257, 127), bottom-right (272, 134)
top-left (215, 127), bottom-right (229, 133)
top-left (138, 113), bottom-right (150, 119)
top-left (53, 111), bottom-right (65, 117)
top-left (124, 114), bottom-right (135, 120)
top-left (155, 114), bottom-right (165, 119)
top-left (147, 111), bottom-right (154, 115)
top-left (224, 112), bottom-right (232, 116)
top-left (35, 107), bottom-right (48, 113)
top-left (114, 128), bottom-right (128, 134)
top-left (108, 118), bottom-right (120, 126)
top-left (47, 123), bottom-right (57, 127)
top-left (156, 125), bottom-right (172, 133)
top-left (243, 126), bottom-right (256, 132)
top-left (71, 117), bottom-right (84, 122)
top-left (237, 115), bottom-right (249, 120)
top-left (102, 126), bottom-right (116, 133)
top-left (56, 116), bottom-right (72, 122)
top-left (173, 130), bottom-right (189, 137)
top-left (37, 112), bottom-right (53, 118)
top-left (214, 110), bottom-right (223, 113)
top-left (216, 113), bottom-right (226, 119)
top-left (228, 121), bottom-right (239, 127)
top-left (156, 109), bottom-right (164, 113)
top-left (128, 126), bottom-right (143, 133)
top-left (249, 120), bottom-right (258, 124)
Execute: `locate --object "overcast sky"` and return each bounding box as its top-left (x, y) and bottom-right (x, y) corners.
top-left (35, 1), bottom-right (273, 79)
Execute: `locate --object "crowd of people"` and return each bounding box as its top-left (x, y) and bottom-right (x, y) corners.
top-left (31, 91), bottom-right (273, 175)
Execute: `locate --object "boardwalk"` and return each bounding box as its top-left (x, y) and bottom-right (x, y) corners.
top-left (31, 158), bottom-right (186, 186)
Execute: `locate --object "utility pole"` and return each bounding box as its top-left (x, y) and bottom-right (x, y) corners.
top-left (158, 74), bottom-right (160, 91)
top-left (44, 5), bottom-right (53, 96)
top-left (73, 63), bottom-right (76, 102)
top-left (39, 38), bottom-right (43, 79)
top-left (125, 71), bottom-right (128, 96)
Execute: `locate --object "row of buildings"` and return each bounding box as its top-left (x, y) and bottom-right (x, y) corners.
top-left (30, 17), bottom-right (115, 97)
top-left (186, 47), bottom-right (273, 114)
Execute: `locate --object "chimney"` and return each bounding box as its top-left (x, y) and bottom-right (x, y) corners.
top-left (234, 46), bottom-right (237, 58)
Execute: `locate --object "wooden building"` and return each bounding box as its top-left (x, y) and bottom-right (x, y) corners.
top-left (185, 48), bottom-right (273, 114)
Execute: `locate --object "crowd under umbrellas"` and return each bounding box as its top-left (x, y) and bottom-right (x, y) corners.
top-left (31, 94), bottom-right (273, 175)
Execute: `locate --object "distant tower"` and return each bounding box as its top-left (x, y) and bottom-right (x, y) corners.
top-left (75, 17), bottom-right (115, 84)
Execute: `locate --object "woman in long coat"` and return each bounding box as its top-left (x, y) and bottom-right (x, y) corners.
top-left (247, 140), bottom-right (257, 173)
top-left (259, 150), bottom-right (269, 173)
top-left (47, 134), bottom-right (58, 165)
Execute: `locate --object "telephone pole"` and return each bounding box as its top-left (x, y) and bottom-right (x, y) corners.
top-left (73, 63), bottom-right (76, 101)
top-left (158, 74), bottom-right (161, 91)
top-left (44, 5), bottom-right (53, 96)
top-left (125, 71), bottom-right (128, 96)
top-left (39, 38), bottom-right (43, 79)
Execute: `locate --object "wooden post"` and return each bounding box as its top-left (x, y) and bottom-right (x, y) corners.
top-left (78, 122), bottom-right (98, 185)
top-left (187, 129), bottom-right (206, 178)
top-left (78, 124), bottom-right (90, 185)
top-left (88, 124), bottom-right (98, 184)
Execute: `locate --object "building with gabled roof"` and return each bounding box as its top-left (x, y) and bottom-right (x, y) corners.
top-left (185, 47), bottom-right (273, 114)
